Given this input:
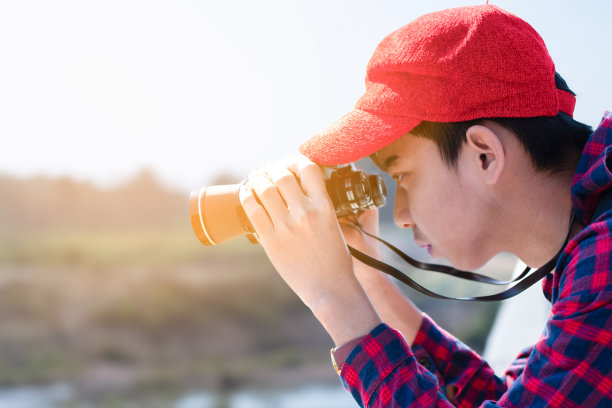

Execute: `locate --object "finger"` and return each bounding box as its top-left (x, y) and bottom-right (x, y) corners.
top-left (338, 208), bottom-right (380, 241)
top-left (263, 164), bottom-right (308, 210)
top-left (239, 181), bottom-right (273, 236)
top-left (286, 156), bottom-right (329, 202)
top-left (355, 208), bottom-right (380, 228)
top-left (338, 215), bottom-right (360, 228)
top-left (247, 170), bottom-right (289, 227)
top-left (338, 220), bottom-right (362, 240)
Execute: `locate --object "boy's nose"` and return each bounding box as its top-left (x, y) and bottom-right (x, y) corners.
top-left (393, 192), bottom-right (414, 229)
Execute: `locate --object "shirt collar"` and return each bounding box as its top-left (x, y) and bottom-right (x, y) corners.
top-left (542, 111), bottom-right (612, 301)
top-left (570, 111), bottom-right (612, 226)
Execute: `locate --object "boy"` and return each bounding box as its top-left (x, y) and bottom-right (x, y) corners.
top-left (239, 5), bottom-right (611, 407)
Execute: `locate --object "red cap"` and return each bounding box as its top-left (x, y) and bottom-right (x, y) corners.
top-left (300, 5), bottom-right (576, 165)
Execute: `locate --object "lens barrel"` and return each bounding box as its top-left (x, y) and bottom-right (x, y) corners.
top-left (189, 184), bottom-right (254, 246)
top-left (326, 167), bottom-right (387, 218)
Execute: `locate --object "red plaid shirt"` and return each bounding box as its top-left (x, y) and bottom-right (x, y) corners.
top-left (339, 112), bottom-right (612, 407)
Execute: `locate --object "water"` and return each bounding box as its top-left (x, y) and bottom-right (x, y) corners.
top-left (0, 383), bottom-right (74, 408)
top-left (177, 386), bottom-right (356, 408)
top-left (0, 384), bottom-right (357, 408)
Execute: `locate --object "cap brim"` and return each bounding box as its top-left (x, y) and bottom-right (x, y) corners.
top-left (299, 108), bottom-right (421, 165)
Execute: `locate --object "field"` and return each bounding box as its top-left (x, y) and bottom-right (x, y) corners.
top-left (0, 172), bottom-right (504, 404)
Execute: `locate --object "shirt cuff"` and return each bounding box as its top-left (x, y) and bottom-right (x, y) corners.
top-left (332, 336), bottom-right (366, 374)
top-left (339, 323), bottom-right (414, 405)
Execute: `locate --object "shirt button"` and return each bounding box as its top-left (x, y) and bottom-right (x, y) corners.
top-left (418, 358), bottom-right (431, 369)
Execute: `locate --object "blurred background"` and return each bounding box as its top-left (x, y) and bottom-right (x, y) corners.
top-left (0, 1), bottom-right (610, 406)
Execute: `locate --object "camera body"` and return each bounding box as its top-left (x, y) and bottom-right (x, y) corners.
top-left (322, 165), bottom-right (387, 218)
top-left (190, 164), bottom-right (387, 246)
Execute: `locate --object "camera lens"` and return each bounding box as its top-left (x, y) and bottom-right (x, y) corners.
top-left (367, 174), bottom-right (387, 207)
top-left (190, 165), bottom-right (387, 246)
top-left (326, 168), bottom-right (387, 218)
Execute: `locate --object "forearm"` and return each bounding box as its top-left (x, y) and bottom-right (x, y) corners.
top-left (310, 276), bottom-right (382, 347)
top-left (338, 210), bottom-right (423, 346)
top-left (353, 259), bottom-right (423, 346)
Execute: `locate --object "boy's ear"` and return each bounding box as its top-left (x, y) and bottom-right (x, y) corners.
top-left (465, 124), bottom-right (505, 184)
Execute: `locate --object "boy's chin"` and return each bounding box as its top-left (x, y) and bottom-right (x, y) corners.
top-left (448, 254), bottom-right (491, 272)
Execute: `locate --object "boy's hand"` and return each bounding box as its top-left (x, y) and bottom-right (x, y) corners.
top-left (239, 156), bottom-right (380, 346)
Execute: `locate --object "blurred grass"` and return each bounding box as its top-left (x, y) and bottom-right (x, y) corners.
top-left (0, 172), bottom-right (343, 403)
top-left (0, 347), bottom-right (81, 386)
top-left (0, 227), bottom-right (261, 267)
top-left (0, 225), bottom-right (504, 391)
top-left (0, 171), bottom-right (510, 403)
top-left (0, 227), bottom-right (333, 395)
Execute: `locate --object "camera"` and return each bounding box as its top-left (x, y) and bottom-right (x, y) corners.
top-left (189, 164), bottom-right (387, 246)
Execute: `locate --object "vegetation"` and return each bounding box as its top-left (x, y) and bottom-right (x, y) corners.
top-left (0, 170), bottom-right (504, 403)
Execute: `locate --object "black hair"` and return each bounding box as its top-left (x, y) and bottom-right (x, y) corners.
top-left (409, 73), bottom-right (593, 174)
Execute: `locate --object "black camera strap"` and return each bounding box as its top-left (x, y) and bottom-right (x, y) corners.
top-left (346, 212), bottom-right (576, 301)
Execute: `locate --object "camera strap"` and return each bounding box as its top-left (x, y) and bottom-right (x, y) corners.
top-left (345, 211), bottom-right (576, 301)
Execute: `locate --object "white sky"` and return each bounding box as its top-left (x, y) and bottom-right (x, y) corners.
top-left (0, 0), bottom-right (610, 192)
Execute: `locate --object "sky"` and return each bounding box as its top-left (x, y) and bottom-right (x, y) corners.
top-left (0, 0), bottom-right (610, 193)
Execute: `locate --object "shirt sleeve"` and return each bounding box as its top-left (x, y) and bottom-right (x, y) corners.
top-left (339, 317), bottom-right (509, 407)
top-left (338, 225), bottom-right (612, 408)
top-left (339, 323), bottom-right (454, 407)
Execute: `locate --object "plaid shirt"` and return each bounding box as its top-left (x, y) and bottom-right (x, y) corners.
top-left (340, 111), bottom-right (612, 407)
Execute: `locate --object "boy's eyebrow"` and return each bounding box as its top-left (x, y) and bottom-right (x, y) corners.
top-left (374, 154), bottom-right (399, 172)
